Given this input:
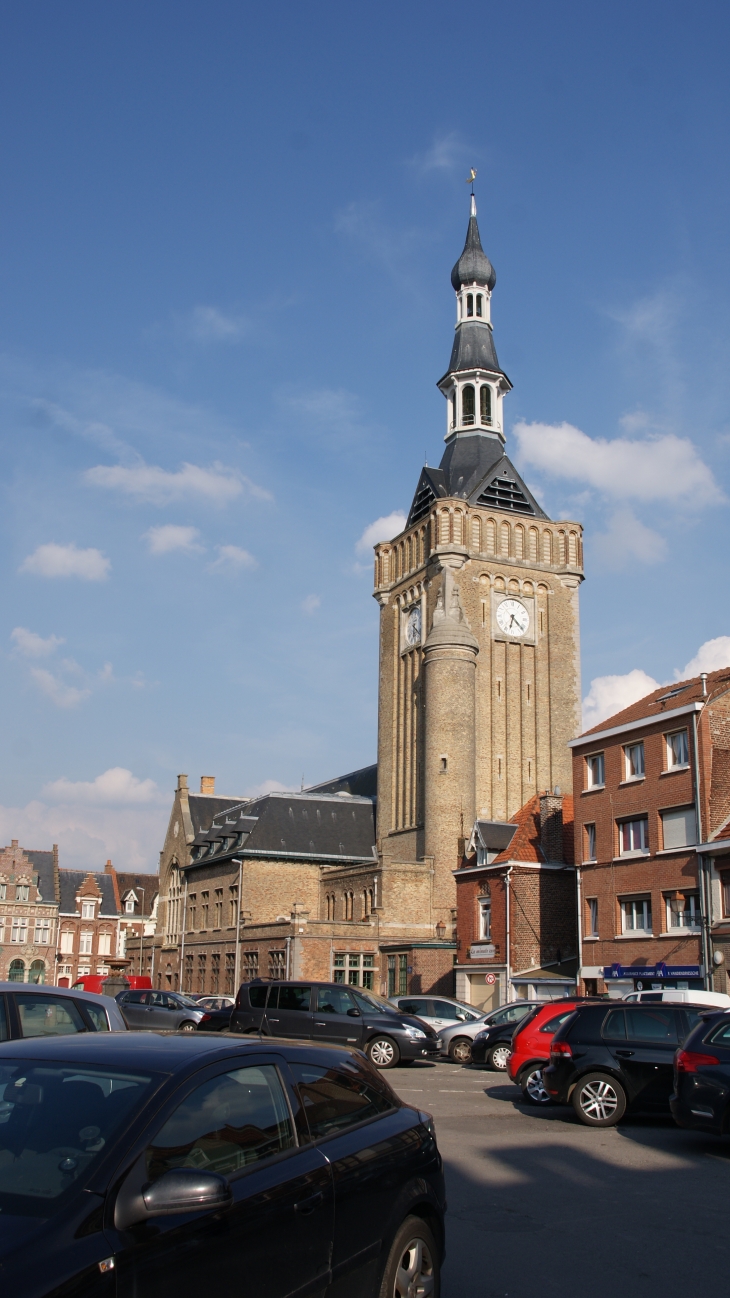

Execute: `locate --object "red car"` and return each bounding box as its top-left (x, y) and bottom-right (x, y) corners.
top-left (507, 1000), bottom-right (584, 1104)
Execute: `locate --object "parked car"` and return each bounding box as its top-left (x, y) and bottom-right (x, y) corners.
top-left (440, 1000), bottom-right (536, 1065)
top-left (389, 994), bottom-right (486, 1031)
top-left (197, 1004), bottom-right (235, 1032)
top-left (507, 1000), bottom-right (586, 1102)
top-left (71, 973), bottom-right (151, 995)
top-left (0, 980), bottom-right (127, 1040)
top-left (116, 989), bottom-right (206, 1032)
top-left (624, 989), bottom-right (730, 1009)
top-left (670, 1010), bottom-right (730, 1135)
top-left (543, 1001), bottom-right (707, 1126)
top-left (230, 980), bottom-right (442, 1068)
top-left (194, 995), bottom-right (236, 1010)
top-left (0, 1031), bottom-right (446, 1298)
top-left (467, 1002), bottom-right (539, 1070)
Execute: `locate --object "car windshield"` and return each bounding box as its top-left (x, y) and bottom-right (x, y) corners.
top-left (170, 995), bottom-right (201, 1009)
top-left (352, 990), bottom-right (398, 1015)
top-left (0, 1060), bottom-right (158, 1217)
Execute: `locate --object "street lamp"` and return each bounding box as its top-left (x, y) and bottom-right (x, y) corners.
top-left (137, 888), bottom-right (146, 978)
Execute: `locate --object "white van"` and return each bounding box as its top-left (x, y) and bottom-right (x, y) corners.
top-left (623, 988), bottom-right (730, 1009)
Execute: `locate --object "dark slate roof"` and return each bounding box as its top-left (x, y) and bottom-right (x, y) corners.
top-left (116, 872), bottom-right (159, 915)
top-left (58, 870), bottom-right (119, 917)
top-left (451, 203), bottom-right (496, 291)
top-left (188, 794), bottom-right (243, 837)
top-left (189, 792), bottom-right (376, 868)
top-left (444, 321), bottom-right (506, 381)
top-left (25, 851), bottom-right (56, 905)
top-left (407, 442), bottom-right (548, 524)
top-left (305, 764), bottom-right (377, 800)
top-left (474, 821), bottom-right (518, 854)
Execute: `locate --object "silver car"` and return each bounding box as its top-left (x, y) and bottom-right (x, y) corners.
top-left (0, 980), bottom-right (127, 1040)
top-left (116, 989), bottom-right (206, 1032)
top-left (438, 1000), bottom-right (537, 1064)
top-left (390, 995), bottom-right (486, 1033)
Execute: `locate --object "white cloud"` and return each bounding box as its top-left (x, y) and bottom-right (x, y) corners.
top-left (44, 767), bottom-right (163, 805)
top-left (582, 637), bottom-right (730, 729)
top-left (85, 460), bottom-right (270, 507)
top-left (209, 545), bottom-right (257, 571)
top-left (244, 778), bottom-right (290, 798)
top-left (0, 795), bottom-right (167, 872)
top-left (592, 508), bottom-right (667, 569)
top-left (512, 420), bottom-right (723, 506)
top-left (29, 669), bottom-right (91, 709)
top-left (144, 524), bottom-right (204, 555)
top-left (301, 595), bottom-right (321, 615)
top-left (356, 512), bottom-right (406, 554)
top-left (680, 636), bottom-right (730, 678)
top-left (410, 132), bottom-right (466, 174)
top-left (20, 542), bottom-right (110, 581)
top-left (173, 305), bottom-right (251, 342)
top-left (11, 627), bottom-right (65, 658)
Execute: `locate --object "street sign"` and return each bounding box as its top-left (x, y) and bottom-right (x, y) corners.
top-left (485, 972), bottom-right (496, 985)
top-left (603, 963), bottom-right (701, 980)
top-left (470, 944), bottom-right (496, 959)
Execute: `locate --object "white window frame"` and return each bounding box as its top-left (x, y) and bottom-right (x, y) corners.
top-left (11, 917), bottom-right (28, 943)
top-left (125, 897), bottom-right (135, 914)
top-left (665, 892), bottom-right (701, 932)
top-left (77, 964), bottom-right (91, 977)
top-left (34, 919), bottom-right (51, 945)
top-left (479, 899), bottom-right (492, 940)
top-left (623, 741), bottom-right (645, 781)
top-left (585, 823), bottom-right (597, 862)
top-left (16, 885), bottom-right (29, 902)
top-left (79, 931), bottom-right (94, 955)
top-left (586, 752), bottom-right (605, 789)
top-left (660, 805), bottom-right (697, 850)
top-left (587, 897), bottom-right (599, 937)
top-left (60, 930), bottom-right (75, 954)
top-left (665, 729), bottom-right (689, 770)
top-left (81, 901), bottom-right (95, 920)
top-left (0, 883), bottom-right (6, 900)
top-left (97, 932), bottom-right (112, 956)
top-left (620, 896), bottom-right (652, 934)
top-left (618, 816), bottom-right (649, 856)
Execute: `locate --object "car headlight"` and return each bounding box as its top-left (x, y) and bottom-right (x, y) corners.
top-left (473, 1031), bottom-right (489, 1043)
top-left (404, 1026), bottom-right (427, 1040)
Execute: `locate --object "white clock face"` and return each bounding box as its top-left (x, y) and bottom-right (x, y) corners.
top-left (496, 598), bottom-right (529, 637)
top-left (405, 605), bottom-right (422, 647)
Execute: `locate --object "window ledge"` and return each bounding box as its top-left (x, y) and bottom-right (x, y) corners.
top-left (582, 858), bottom-right (598, 866)
top-left (660, 766), bottom-right (690, 777)
top-left (582, 786), bottom-right (605, 795)
top-left (613, 853), bottom-right (650, 862)
top-left (655, 847), bottom-right (696, 856)
top-left (619, 778), bottom-right (645, 787)
top-left (584, 935), bottom-right (600, 942)
top-left (658, 929), bottom-right (702, 937)
top-left (615, 932), bottom-right (655, 939)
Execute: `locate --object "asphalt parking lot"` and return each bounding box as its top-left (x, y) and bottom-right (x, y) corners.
top-left (387, 1058), bottom-right (730, 1298)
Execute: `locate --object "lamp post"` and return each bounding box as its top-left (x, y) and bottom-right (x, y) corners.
top-left (138, 888), bottom-right (145, 978)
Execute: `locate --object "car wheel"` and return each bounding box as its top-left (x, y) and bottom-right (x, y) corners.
top-left (572, 1072), bottom-right (627, 1127)
top-left (367, 1036), bottom-right (400, 1069)
top-left (378, 1213), bottom-right (440, 1298)
top-left (486, 1043), bottom-right (512, 1071)
top-left (520, 1066), bottom-right (551, 1105)
top-left (448, 1036), bottom-right (473, 1065)
top-left (179, 1020), bottom-right (197, 1033)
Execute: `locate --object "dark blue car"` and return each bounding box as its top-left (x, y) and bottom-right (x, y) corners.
top-left (670, 1010), bottom-right (730, 1135)
top-left (0, 1031), bottom-right (445, 1298)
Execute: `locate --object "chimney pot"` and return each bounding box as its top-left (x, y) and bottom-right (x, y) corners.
top-left (200, 776), bottom-right (216, 795)
top-left (700, 672), bottom-right (708, 697)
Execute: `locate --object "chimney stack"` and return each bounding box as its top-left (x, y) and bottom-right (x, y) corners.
top-left (540, 790), bottom-right (564, 862)
top-left (200, 776), bottom-right (216, 795)
top-left (104, 859), bottom-right (113, 873)
top-left (177, 774), bottom-right (188, 791)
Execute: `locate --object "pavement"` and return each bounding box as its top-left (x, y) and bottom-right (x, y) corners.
top-left (387, 1058), bottom-right (730, 1298)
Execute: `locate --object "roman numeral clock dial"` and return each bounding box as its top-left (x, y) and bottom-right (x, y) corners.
top-left (496, 598), bottom-right (529, 637)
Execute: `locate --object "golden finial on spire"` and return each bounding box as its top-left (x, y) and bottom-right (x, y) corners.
top-left (466, 168), bottom-right (477, 193)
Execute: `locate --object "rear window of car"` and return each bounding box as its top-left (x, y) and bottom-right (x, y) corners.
top-left (81, 1002), bottom-right (110, 1031)
top-left (538, 1011), bottom-right (575, 1034)
top-left (397, 999), bottom-right (431, 1016)
top-left (602, 1009), bottom-right (627, 1040)
top-left (291, 1062), bottom-right (395, 1140)
top-left (706, 1020), bottom-right (730, 1046)
top-left (123, 991), bottom-right (149, 1005)
top-left (272, 986), bottom-right (312, 1012)
top-left (564, 1006), bottom-right (609, 1041)
top-left (246, 985), bottom-right (268, 1008)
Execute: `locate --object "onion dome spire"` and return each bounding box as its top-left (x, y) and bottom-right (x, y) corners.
top-left (450, 195), bottom-right (496, 292)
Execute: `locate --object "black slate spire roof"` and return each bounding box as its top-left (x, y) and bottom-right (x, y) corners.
top-left (450, 196), bottom-right (496, 291)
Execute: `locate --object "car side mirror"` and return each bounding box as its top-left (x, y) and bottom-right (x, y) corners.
top-left (143, 1169), bottom-right (232, 1216)
top-left (347, 1008), bottom-right (361, 1017)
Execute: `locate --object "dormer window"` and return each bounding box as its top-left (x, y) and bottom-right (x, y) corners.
top-left (16, 884), bottom-right (29, 902)
top-left (476, 294), bottom-right (483, 317)
top-left (81, 900), bottom-right (95, 919)
top-left (480, 385), bottom-right (492, 425)
top-left (462, 384), bottom-right (475, 426)
top-left (125, 897), bottom-right (135, 914)
top-left (466, 293), bottom-right (474, 317)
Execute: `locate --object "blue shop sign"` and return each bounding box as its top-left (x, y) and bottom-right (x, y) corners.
top-left (603, 963), bottom-right (701, 980)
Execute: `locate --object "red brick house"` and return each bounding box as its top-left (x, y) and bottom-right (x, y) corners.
top-left (454, 792), bottom-right (578, 1011)
top-left (571, 667), bottom-right (730, 997)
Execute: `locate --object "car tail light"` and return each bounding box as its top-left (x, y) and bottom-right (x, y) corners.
top-left (675, 1049), bottom-right (720, 1074)
top-left (550, 1040), bottom-right (572, 1060)
top-left (200, 1013), bottom-right (212, 1022)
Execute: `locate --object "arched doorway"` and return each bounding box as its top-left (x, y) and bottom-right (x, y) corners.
top-left (8, 959), bottom-right (25, 982)
top-left (28, 960), bottom-right (46, 985)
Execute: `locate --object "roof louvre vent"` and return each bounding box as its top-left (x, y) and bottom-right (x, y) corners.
top-left (410, 480), bottom-right (437, 524)
top-left (476, 476), bottom-right (534, 514)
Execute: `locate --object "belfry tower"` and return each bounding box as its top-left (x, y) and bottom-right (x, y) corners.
top-left (373, 196), bottom-right (584, 933)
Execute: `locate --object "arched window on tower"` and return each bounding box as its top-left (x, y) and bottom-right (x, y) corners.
top-left (466, 294), bottom-right (474, 317)
top-left (462, 385), bottom-right (475, 426)
top-left (451, 395), bottom-right (456, 428)
top-left (480, 385), bottom-right (492, 426)
top-left (476, 294), bottom-right (483, 317)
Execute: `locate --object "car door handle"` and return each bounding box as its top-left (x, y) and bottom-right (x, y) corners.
top-left (315, 1021), bottom-right (328, 1027)
top-left (615, 1050), bottom-right (634, 1057)
top-left (268, 1017), bottom-right (280, 1022)
top-left (294, 1192), bottom-right (324, 1215)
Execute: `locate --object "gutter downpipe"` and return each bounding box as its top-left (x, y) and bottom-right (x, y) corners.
top-left (232, 859), bottom-right (243, 994)
top-left (179, 876), bottom-right (188, 994)
top-left (576, 867), bottom-right (584, 991)
top-left (691, 709), bottom-right (712, 990)
top-left (505, 865), bottom-right (513, 1003)
top-left (285, 935), bottom-right (292, 980)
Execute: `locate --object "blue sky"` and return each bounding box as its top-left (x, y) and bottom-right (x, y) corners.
top-left (1, 1), bottom-right (729, 869)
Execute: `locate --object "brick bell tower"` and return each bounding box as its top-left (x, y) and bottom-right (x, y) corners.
top-left (373, 193), bottom-right (584, 933)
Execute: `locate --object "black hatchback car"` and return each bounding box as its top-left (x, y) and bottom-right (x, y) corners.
top-left (542, 1001), bottom-right (707, 1126)
top-left (468, 1003), bottom-right (537, 1070)
top-left (0, 1031), bottom-right (445, 1298)
top-left (230, 980), bottom-right (441, 1068)
top-left (670, 1010), bottom-right (730, 1135)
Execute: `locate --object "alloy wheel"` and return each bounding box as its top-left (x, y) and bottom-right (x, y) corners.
top-left (524, 1068), bottom-right (550, 1104)
top-left (580, 1078), bottom-right (619, 1121)
top-left (369, 1038), bottom-right (396, 1067)
top-left (179, 1021), bottom-right (196, 1033)
top-left (490, 1044), bottom-right (512, 1071)
top-left (450, 1038), bottom-right (472, 1064)
top-left (393, 1237), bottom-right (436, 1298)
